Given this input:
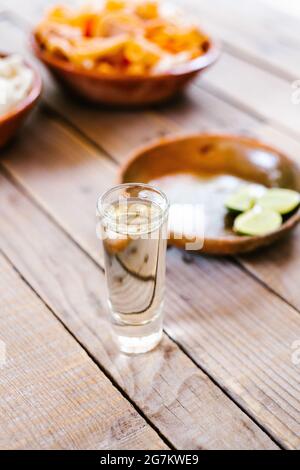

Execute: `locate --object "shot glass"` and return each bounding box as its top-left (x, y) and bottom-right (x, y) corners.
top-left (97, 183), bottom-right (169, 354)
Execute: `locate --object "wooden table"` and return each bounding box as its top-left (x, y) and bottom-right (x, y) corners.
top-left (0, 0), bottom-right (299, 450)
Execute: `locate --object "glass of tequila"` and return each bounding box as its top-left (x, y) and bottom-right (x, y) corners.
top-left (97, 183), bottom-right (169, 354)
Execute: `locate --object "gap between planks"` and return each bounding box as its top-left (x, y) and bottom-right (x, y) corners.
top-left (5, 0), bottom-right (300, 83)
top-left (0, 4), bottom-right (300, 452)
top-left (1, 169), bottom-right (274, 448)
top-left (0, 236), bottom-right (176, 451)
top-left (174, 0), bottom-right (300, 81)
top-left (4, 100), bottom-right (300, 324)
top-left (35, 94), bottom-right (300, 321)
top-left (3, 14), bottom-right (300, 322)
top-left (3, 12), bottom-right (300, 156)
top-left (4, 2), bottom-right (300, 144)
top-left (0, 249), bottom-right (168, 450)
top-left (0, 110), bottom-right (298, 448)
top-left (0, 160), bottom-right (283, 450)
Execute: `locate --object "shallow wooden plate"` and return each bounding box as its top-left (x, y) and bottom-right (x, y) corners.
top-left (120, 134), bottom-right (300, 254)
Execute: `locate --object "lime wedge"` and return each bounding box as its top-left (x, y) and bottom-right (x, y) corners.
top-left (225, 192), bottom-right (254, 212)
top-left (258, 188), bottom-right (300, 214)
top-left (233, 206), bottom-right (282, 236)
top-left (225, 184), bottom-right (266, 212)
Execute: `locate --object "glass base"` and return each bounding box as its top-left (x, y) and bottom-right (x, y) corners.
top-left (115, 328), bottom-right (163, 354)
top-left (111, 313), bottom-right (163, 354)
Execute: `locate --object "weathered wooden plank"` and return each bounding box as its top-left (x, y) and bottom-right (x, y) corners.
top-left (200, 51), bottom-right (300, 139)
top-left (2, 17), bottom-right (299, 163)
top-left (32, 48), bottom-right (300, 318)
top-left (4, 0), bottom-right (300, 138)
top-left (165, 250), bottom-right (300, 451)
top-left (175, 1), bottom-right (300, 139)
top-left (2, 6), bottom-right (300, 448)
top-left (174, 0), bottom-right (300, 79)
top-left (0, 130), bottom-right (277, 450)
top-left (5, 0), bottom-right (300, 142)
top-left (1, 109), bottom-right (299, 448)
top-left (160, 87), bottom-right (300, 313)
top-left (3, 8), bottom-right (300, 151)
top-left (5, 0), bottom-right (300, 80)
top-left (0, 254), bottom-right (167, 450)
top-left (2, 16), bottom-right (300, 337)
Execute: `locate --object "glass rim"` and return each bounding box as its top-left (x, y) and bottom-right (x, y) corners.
top-left (97, 182), bottom-right (170, 226)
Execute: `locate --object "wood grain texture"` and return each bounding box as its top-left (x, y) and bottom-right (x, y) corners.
top-left (4, 11), bottom-right (299, 316)
top-left (159, 87), bottom-right (300, 311)
top-left (165, 250), bottom-right (300, 450)
top-left (5, 0), bottom-right (300, 142)
top-left (1, 0), bottom-right (300, 449)
top-left (0, 253), bottom-right (167, 450)
top-left (175, 0), bottom-right (300, 79)
top-left (6, 0), bottom-right (300, 83)
top-left (2, 19), bottom-right (299, 167)
top-left (0, 162), bottom-right (276, 450)
top-left (1, 110), bottom-right (299, 448)
top-left (199, 52), bottom-right (299, 139)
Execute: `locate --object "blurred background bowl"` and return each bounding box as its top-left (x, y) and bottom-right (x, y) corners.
top-left (31, 34), bottom-right (219, 107)
top-left (120, 134), bottom-right (300, 254)
top-left (0, 53), bottom-right (42, 148)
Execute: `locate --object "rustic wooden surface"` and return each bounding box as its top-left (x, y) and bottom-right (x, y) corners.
top-left (0, 0), bottom-right (299, 450)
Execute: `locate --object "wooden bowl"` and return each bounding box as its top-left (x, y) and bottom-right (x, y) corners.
top-left (0, 53), bottom-right (42, 148)
top-left (31, 34), bottom-right (219, 107)
top-left (120, 134), bottom-right (300, 254)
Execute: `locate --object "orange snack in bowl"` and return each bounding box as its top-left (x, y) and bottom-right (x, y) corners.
top-left (34, 0), bottom-right (209, 76)
top-left (106, 0), bottom-right (127, 11)
top-left (135, 1), bottom-right (159, 19)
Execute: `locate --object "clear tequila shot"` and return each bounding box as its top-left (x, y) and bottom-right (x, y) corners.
top-left (97, 184), bottom-right (169, 354)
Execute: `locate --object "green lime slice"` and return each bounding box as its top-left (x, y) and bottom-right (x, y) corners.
top-left (225, 184), bottom-right (266, 212)
top-left (257, 188), bottom-right (300, 214)
top-left (233, 206), bottom-right (282, 236)
top-left (226, 192), bottom-right (254, 212)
